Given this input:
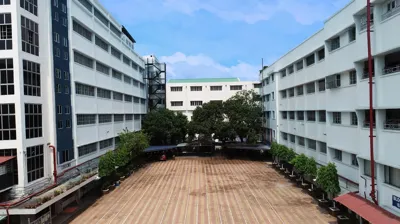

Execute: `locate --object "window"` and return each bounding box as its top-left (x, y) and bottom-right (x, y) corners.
top-left (352, 154), bottom-right (359, 167)
top-left (210, 86), bottom-right (222, 91)
top-left (54, 32), bottom-right (60, 43)
top-left (281, 132), bottom-right (287, 141)
top-left (289, 111), bottom-right (295, 120)
top-left (288, 65), bottom-right (294, 74)
top-left (296, 86), bottom-right (304, 96)
top-left (66, 120), bottom-right (71, 128)
top-left (65, 106), bottom-right (70, 114)
top-left (78, 142), bottom-right (97, 157)
top-left (133, 97), bottom-right (139, 104)
top-left (96, 62), bottom-right (109, 75)
top-left (123, 55), bottom-right (130, 66)
top-left (94, 8), bottom-right (108, 26)
top-left (124, 75), bottom-right (131, 84)
top-left (57, 105), bottom-right (62, 114)
top-left (57, 120), bottom-right (63, 129)
top-left (318, 48), bottom-right (325, 61)
top-left (307, 111), bottom-right (316, 121)
top-left (21, 16), bottom-right (39, 56)
top-left (62, 3), bottom-right (67, 13)
top-left (113, 92), bottom-right (123, 101)
top-left (266, 78), bottom-right (269, 85)
top-left (170, 86), bottom-right (182, 92)
top-left (0, 104), bottom-right (16, 140)
top-left (190, 86), bottom-right (202, 91)
top-left (334, 149), bottom-right (342, 161)
top-left (58, 149), bottom-right (72, 164)
top-left (330, 36), bottom-right (340, 51)
top-left (78, 0), bottom-right (92, 12)
top-left (25, 104), bottom-right (42, 139)
top-left (308, 139), bottom-right (316, 150)
top-left (171, 101), bottom-right (183, 107)
top-left (349, 26), bottom-right (356, 42)
top-left (55, 69), bottom-right (61, 79)
top-left (21, 0), bottom-right (38, 16)
top-left (384, 166), bottom-right (400, 188)
top-left (54, 0), bottom-right (58, 7)
top-left (110, 24), bottom-right (121, 37)
top-left (297, 111), bottom-right (304, 121)
top-left (124, 95), bottom-right (132, 102)
top-left (351, 112), bottom-right (358, 126)
top-left (266, 94), bottom-right (270, 102)
top-left (114, 114), bottom-right (124, 122)
top-left (99, 114), bottom-right (112, 123)
top-left (75, 83), bottom-right (95, 96)
top-left (73, 21), bottom-right (92, 41)
top-left (272, 111), bottom-right (275, 119)
top-left (282, 111), bottom-right (287, 119)
top-left (0, 0), bottom-right (10, 5)
top-left (281, 70), bottom-right (286, 78)
top-left (306, 82), bottom-right (315, 94)
top-left (0, 13), bottom-right (12, 50)
top-left (26, 145), bottom-right (44, 182)
top-left (306, 54), bottom-right (315, 66)
top-left (63, 37), bottom-right (68, 47)
top-left (55, 48), bottom-right (60, 57)
top-left (62, 17), bottom-right (67, 27)
top-left (100, 138), bottom-right (113, 150)
top-left (112, 70), bottom-right (122, 80)
top-left (387, 0), bottom-right (398, 12)
top-left (74, 52), bottom-right (93, 68)
top-left (77, 114), bottom-right (96, 125)
top-left (190, 101), bottom-right (203, 106)
top-left (266, 111), bottom-right (270, 119)
top-left (349, 70), bottom-right (357, 85)
top-left (131, 62), bottom-right (139, 70)
top-left (319, 142), bottom-right (327, 154)
top-left (333, 112), bottom-right (341, 124)
top-left (363, 160), bottom-right (376, 177)
top-left (134, 115), bottom-right (140, 120)
top-left (64, 52), bottom-right (69, 60)
top-left (64, 85), bottom-right (69, 94)
top-left (319, 110), bottom-right (326, 122)
top-left (289, 88), bottom-right (294, 97)
top-left (111, 47), bottom-right (121, 59)
top-left (56, 84), bottom-right (61, 93)
top-left (318, 79), bottom-right (325, 91)
top-left (140, 98), bottom-right (146, 105)
top-left (95, 36), bottom-right (108, 51)
top-left (0, 58), bottom-right (14, 95)
top-left (54, 12), bottom-right (59, 21)
top-left (230, 85), bottom-right (243, 91)
top-left (281, 90), bottom-right (287, 99)
top-left (271, 92), bottom-right (275, 100)
top-left (296, 60), bottom-right (303, 71)
top-left (290, 134), bottom-right (295, 143)
top-left (64, 71), bottom-right (69, 80)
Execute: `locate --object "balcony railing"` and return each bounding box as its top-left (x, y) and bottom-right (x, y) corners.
top-left (384, 119), bottom-right (400, 130)
top-left (382, 6), bottom-right (400, 20)
top-left (383, 64), bottom-right (400, 75)
top-left (363, 121), bottom-right (376, 128)
top-left (362, 71), bottom-right (375, 79)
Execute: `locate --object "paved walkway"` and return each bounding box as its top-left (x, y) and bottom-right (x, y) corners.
top-left (69, 157), bottom-right (336, 224)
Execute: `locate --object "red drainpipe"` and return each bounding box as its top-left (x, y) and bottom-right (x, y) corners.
top-left (48, 145), bottom-right (58, 184)
top-left (366, 0), bottom-right (378, 205)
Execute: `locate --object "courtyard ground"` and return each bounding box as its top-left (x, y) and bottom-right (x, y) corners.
top-left (69, 157), bottom-right (336, 224)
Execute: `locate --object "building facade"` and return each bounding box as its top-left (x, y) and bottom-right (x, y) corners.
top-left (260, 0), bottom-right (400, 215)
top-left (166, 78), bottom-right (260, 121)
top-left (0, 0), bottom-right (154, 221)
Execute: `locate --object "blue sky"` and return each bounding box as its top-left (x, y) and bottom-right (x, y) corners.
top-left (99, 0), bottom-right (350, 81)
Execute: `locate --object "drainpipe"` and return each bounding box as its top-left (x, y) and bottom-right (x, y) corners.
top-left (366, 0), bottom-right (378, 205)
top-left (48, 145), bottom-right (58, 184)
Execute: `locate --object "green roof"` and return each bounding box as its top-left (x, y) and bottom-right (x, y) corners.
top-left (168, 78), bottom-right (240, 83)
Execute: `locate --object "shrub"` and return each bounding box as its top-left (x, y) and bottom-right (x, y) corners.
top-left (316, 162), bottom-right (340, 198)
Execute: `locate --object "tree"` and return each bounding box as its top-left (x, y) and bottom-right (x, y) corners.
top-left (290, 154), bottom-right (309, 174)
top-left (316, 163), bottom-right (341, 198)
top-left (99, 151), bottom-right (116, 177)
top-left (118, 129), bottom-right (149, 159)
top-left (224, 90), bottom-right (262, 142)
top-left (142, 109), bottom-right (188, 145)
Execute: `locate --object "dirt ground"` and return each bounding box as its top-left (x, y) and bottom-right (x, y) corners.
top-left (70, 157), bottom-right (336, 224)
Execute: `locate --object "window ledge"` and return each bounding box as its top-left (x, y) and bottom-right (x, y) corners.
top-left (382, 129), bottom-right (400, 134)
top-left (381, 71), bottom-right (400, 79)
top-left (381, 183), bottom-right (400, 192)
top-left (77, 124), bottom-right (96, 128)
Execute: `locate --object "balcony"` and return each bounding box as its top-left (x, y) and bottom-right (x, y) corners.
top-left (363, 110), bottom-right (376, 128)
top-left (359, 13), bottom-right (374, 32)
top-left (361, 60), bottom-right (375, 79)
top-left (384, 109), bottom-right (400, 130)
top-left (382, 4), bottom-right (400, 21)
top-left (383, 51), bottom-right (400, 75)
top-left (0, 156), bottom-right (17, 192)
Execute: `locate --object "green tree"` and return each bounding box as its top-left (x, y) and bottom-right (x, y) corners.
top-left (142, 109), bottom-right (188, 145)
top-left (224, 90), bottom-right (262, 142)
top-left (290, 154), bottom-right (308, 174)
top-left (118, 129), bottom-right (149, 159)
top-left (317, 163), bottom-right (341, 198)
top-left (98, 151), bottom-right (116, 177)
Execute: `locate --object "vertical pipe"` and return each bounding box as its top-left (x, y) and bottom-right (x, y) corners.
top-left (49, 145), bottom-right (58, 184)
top-left (366, 0), bottom-right (378, 205)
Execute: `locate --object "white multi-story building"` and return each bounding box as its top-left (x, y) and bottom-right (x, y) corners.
top-left (166, 78), bottom-right (261, 121)
top-left (260, 0), bottom-right (400, 216)
top-left (0, 0), bottom-right (156, 222)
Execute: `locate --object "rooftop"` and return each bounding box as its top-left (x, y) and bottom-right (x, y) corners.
top-left (168, 78), bottom-right (240, 83)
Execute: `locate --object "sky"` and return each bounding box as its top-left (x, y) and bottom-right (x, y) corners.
top-left (99, 0), bottom-right (350, 81)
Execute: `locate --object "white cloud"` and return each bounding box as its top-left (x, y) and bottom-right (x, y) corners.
top-left (160, 52), bottom-right (260, 81)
